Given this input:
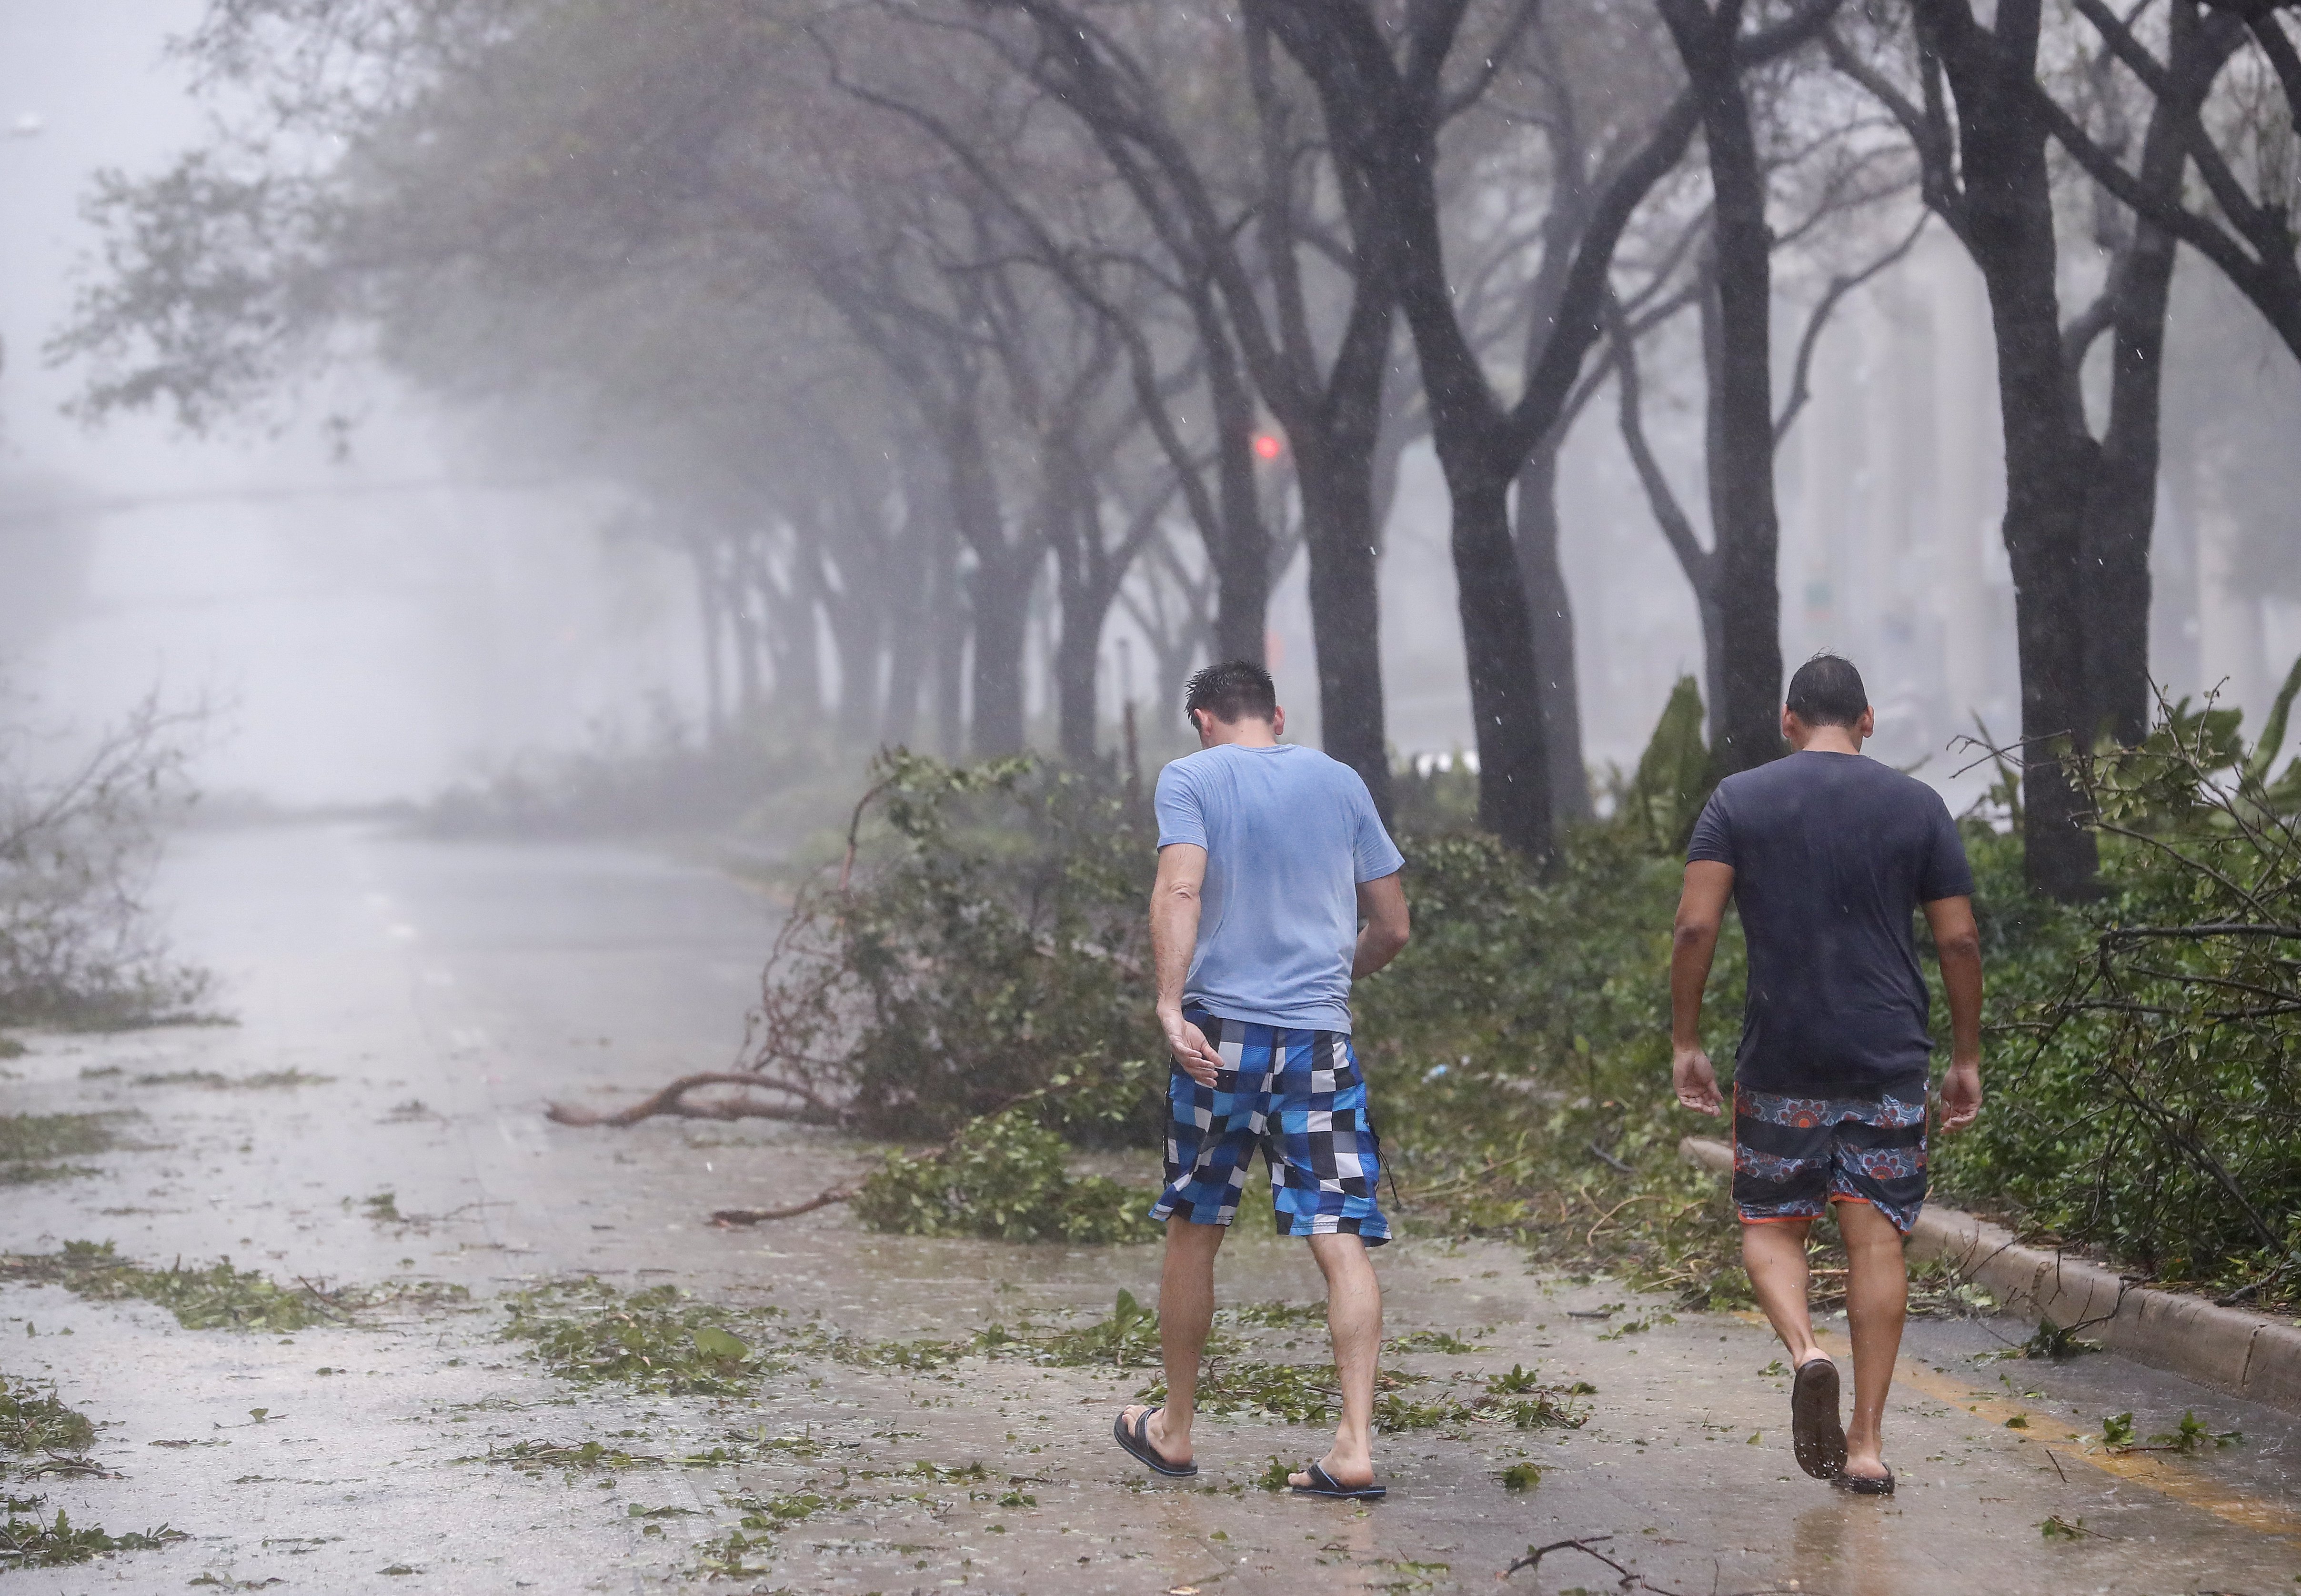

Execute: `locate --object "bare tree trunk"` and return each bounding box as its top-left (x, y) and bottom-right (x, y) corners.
top-left (756, 541), bottom-right (822, 725)
top-left (880, 464), bottom-right (934, 749)
top-left (1915, 0), bottom-right (2099, 897)
top-left (1440, 459), bottom-right (1553, 849)
top-left (934, 402), bottom-right (1034, 757)
top-left (800, 519), bottom-right (884, 749)
top-left (1665, 0), bottom-right (1786, 777)
top-left (1196, 284), bottom-right (1273, 665)
top-left (935, 541), bottom-right (967, 759)
top-left (1122, 530), bottom-right (1216, 728)
top-left (830, 600), bottom-right (883, 747)
top-left (2074, 3), bottom-right (2242, 746)
top-left (688, 532), bottom-right (728, 747)
top-left (1295, 436), bottom-right (1393, 814)
top-left (1512, 441), bottom-right (1591, 822)
top-left (727, 533), bottom-right (767, 725)
top-left (1053, 621), bottom-right (1099, 765)
top-left (1051, 481), bottom-right (1102, 765)
top-left (969, 548), bottom-right (1034, 757)
top-left (2079, 242), bottom-right (2170, 751)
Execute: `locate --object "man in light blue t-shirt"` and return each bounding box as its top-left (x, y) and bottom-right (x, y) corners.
top-left (1109, 660), bottom-right (1410, 1503)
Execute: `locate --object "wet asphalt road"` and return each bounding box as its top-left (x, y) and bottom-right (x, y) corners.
top-left (2, 823), bottom-right (2298, 1595)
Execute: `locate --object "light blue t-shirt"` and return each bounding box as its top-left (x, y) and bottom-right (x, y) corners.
top-left (1154, 742), bottom-right (1404, 1034)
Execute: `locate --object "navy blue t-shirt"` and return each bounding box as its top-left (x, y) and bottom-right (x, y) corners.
top-left (1686, 751), bottom-right (1974, 1096)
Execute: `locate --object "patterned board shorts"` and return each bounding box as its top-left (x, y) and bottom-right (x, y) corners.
top-left (1148, 1008), bottom-right (1390, 1245)
top-left (1733, 1085), bottom-right (1929, 1235)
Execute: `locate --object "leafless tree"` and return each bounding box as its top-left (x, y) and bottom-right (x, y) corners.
top-left (1823, 0), bottom-right (2103, 897)
top-left (1247, 0), bottom-right (1839, 855)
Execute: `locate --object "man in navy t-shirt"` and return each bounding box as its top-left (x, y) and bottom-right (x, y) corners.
top-left (1670, 653), bottom-right (1984, 1496)
top-left (1109, 660), bottom-right (1410, 1503)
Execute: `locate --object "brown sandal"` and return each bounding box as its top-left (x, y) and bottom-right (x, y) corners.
top-left (1833, 1467), bottom-right (1895, 1496)
top-left (1790, 1357), bottom-right (1847, 1479)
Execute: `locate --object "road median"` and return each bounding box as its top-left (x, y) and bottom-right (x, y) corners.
top-left (1679, 1135), bottom-right (2301, 1414)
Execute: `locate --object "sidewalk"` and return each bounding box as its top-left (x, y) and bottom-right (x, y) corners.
top-left (1681, 1134), bottom-right (2301, 1414)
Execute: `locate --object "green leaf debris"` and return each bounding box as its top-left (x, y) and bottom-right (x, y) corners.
top-left (0, 1508), bottom-right (186, 1571)
top-left (0, 1376), bottom-right (95, 1457)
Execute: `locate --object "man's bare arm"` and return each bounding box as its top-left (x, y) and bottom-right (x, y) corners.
top-left (1670, 861), bottom-right (1736, 1116)
top-left (1150, 843), bottom-right (1223, 1085)
top-left (1924, 894), bottom-right (1984, 1132)
top-left (1353, 872), bottom-right (1410, 978)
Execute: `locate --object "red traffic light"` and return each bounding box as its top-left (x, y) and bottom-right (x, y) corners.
top-left (1252, 432), bottom-right (1283, 462)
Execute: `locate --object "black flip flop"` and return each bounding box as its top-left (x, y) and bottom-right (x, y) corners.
top-left (1833, 1467), bottom-right (1894, 1496)
top-left (1112, 1406), bottom-right (1198, 1478)
top-left (1790, 1356), bottom-right (1847, 1480)
top-left (1289, 1461), bottom-right (1387, 1502)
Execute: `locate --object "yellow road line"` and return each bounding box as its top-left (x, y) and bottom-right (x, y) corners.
top-left (1795, 1322), bottom-right (2301, 1541)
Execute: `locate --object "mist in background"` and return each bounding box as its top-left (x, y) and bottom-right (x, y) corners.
top-left (1, 3), bottom-right (698, 808)
top-left (3, 4), bottom-right (2297, 817)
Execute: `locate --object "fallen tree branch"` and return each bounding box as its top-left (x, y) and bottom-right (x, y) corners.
top-left (21, 1452), bottom-right (120, 1479)
top-left (1506, 1537), bottom-right (1633, 1584)
top-left (1585, 1192), bottom-right (1676, 1251)
top-left (693, 1077), bottom-right (1068, 1227)
top-left (710, 1186), bottom-right (858, 1226)
top-left (1503, 1531), bottom-right (1819, 1593)
top-left (544, 1072), bottom-right (842, 1128)
top-left (291, 1275), bottom-right (361, 1323)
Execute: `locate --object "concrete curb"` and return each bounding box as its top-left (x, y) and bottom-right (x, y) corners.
top-left (1678, 1135), bottom-right (2301, 1415)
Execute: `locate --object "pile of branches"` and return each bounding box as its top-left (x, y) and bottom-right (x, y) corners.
top-left (1951, 668), bottom-right (2301, 1306)
top-left (547, 750), bottom-right (1164, 1150)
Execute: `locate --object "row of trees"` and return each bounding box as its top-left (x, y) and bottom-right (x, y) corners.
top-left (52, 0), bottom-right (2301, 895)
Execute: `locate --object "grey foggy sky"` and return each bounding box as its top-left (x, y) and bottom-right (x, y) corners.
top-left (0, 3), bottom-right (1959, 808)
top-left (21, 5), bottom-right (2279, 814)
top-left (0, 3), bottom-right (702, 808)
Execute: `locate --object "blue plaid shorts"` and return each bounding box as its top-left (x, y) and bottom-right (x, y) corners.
top-left (1148, 1009), bottom-right (1389, 1245)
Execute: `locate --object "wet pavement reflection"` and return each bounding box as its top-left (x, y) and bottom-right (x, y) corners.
top-left (2, 824), bottom-right (2295, 1594)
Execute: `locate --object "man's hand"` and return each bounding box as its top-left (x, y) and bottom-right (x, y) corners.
top-left (1669, 862), bottom-right (1734, 1117)
top-left (1938, 1057), bottom-right (1982, 1133)
top-left (1673, 1044), bottom-right (1722, 1117)
top-left (1150, 844), bottom-right (1213, 1083)
top-left (1352, 872), bottom-right (1410, 978)
top-left (1925, 896), bottom-right (1982, 1135)
top-left (1160, 1007), bottom-right (1223, 1087)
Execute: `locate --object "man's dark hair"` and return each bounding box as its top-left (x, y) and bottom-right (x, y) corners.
top-left (1183, 660), bottom-right (1278, 727)
top-left (1785, 652), bottom-right (1869, 729)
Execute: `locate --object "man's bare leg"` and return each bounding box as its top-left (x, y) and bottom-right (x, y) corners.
top-left (1289, 1232), bottom-right (1381, 1489)
top-left (1742, 1219), bottom-right (1827, 1366)
top-left (1835, 1200), bottom-right (1908, 1481)
top-left (1120, 1216), bottom-right (1225, 1469)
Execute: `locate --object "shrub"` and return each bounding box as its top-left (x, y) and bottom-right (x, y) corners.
top-left (729, 750), bottom-right (1165, 1144)
top-left (0, 689), bottom-right (208, 1028)
top-left (1933, 679), bottom-right (2301, 1304)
